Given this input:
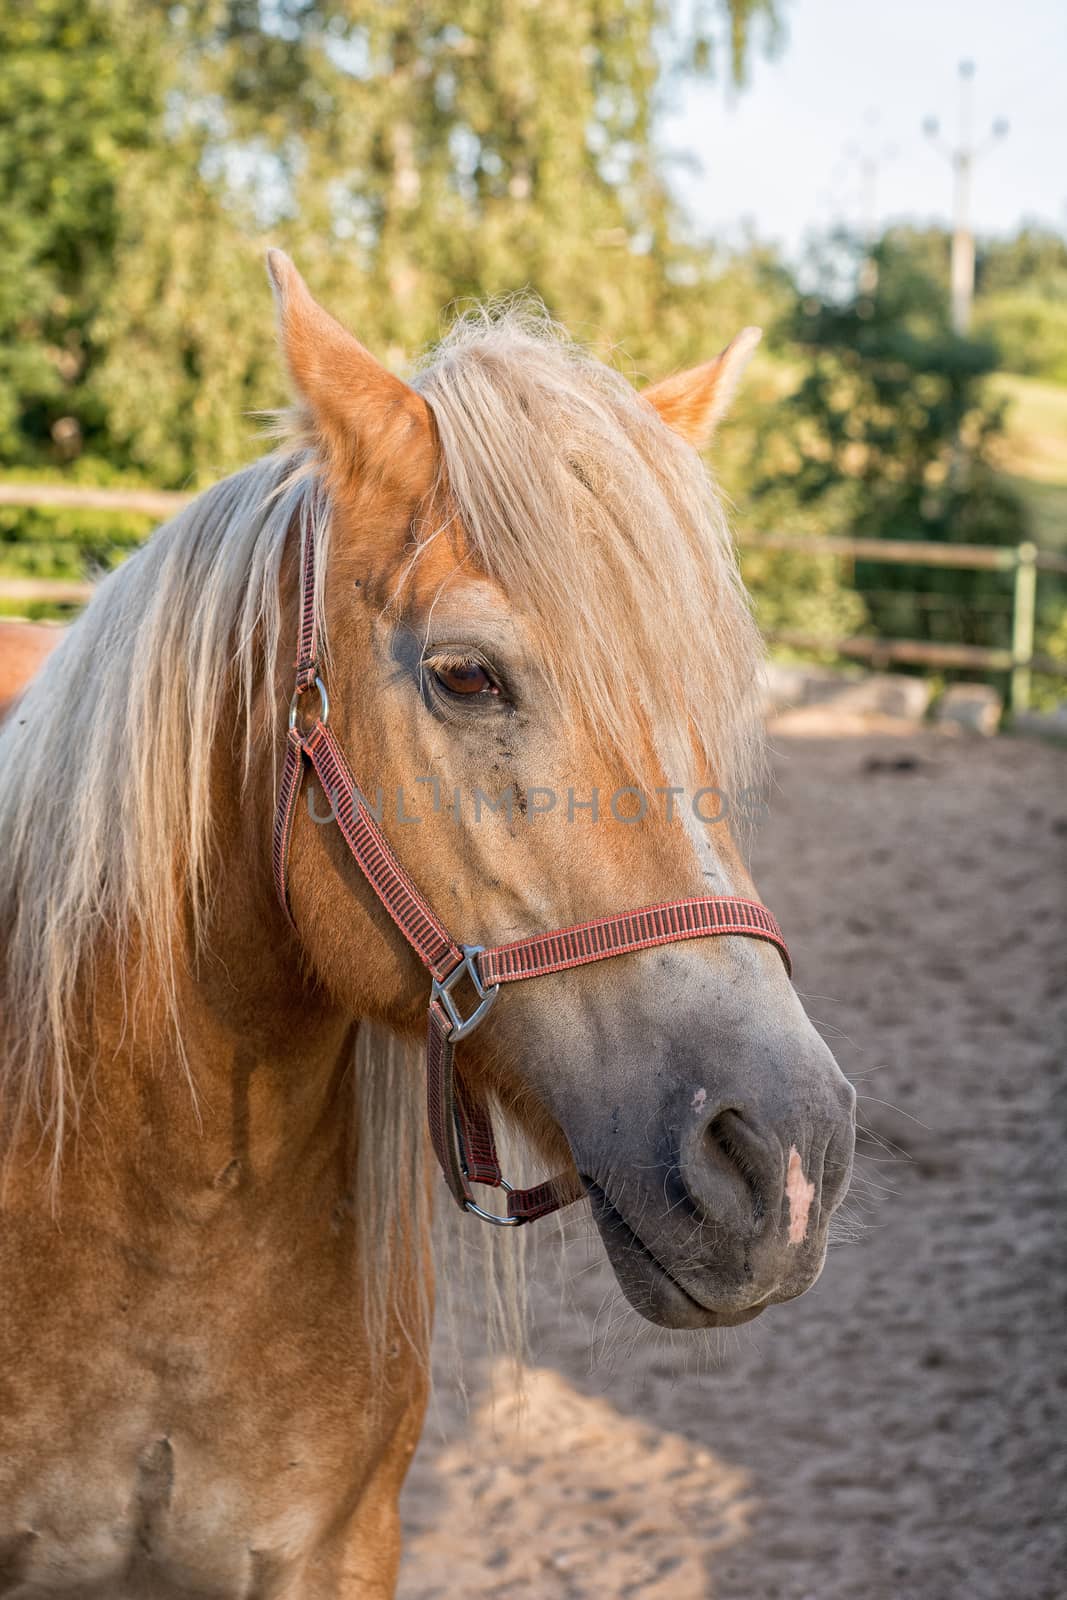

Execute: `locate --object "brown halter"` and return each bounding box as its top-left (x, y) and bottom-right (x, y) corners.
top-left (273, 518), bottom-right (791, 1226)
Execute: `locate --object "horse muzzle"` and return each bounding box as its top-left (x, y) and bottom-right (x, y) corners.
top-left (577, 1034), bottom-right (856, 1330)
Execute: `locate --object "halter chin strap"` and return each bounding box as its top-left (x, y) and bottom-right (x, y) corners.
top-left (273, 517), bottom-right (791, 1226)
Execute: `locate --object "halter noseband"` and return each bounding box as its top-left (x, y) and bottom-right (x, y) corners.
top-left (273, 520), bottom-right (790, 1226)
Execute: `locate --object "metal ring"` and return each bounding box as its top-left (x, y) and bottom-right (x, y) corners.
top-left (463, 1196), bottom-right (522, 1226)
top-left (463, 1175), bottom-right (520, 1226)
top-left (288, 675), bottom-right (329, 732)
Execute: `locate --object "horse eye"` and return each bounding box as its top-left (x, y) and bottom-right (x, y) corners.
top-left (432, 659), bottom-right (498, 696)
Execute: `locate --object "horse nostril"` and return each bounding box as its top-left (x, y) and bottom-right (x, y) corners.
top-left (702, 1109), bottom-right (766, 1224)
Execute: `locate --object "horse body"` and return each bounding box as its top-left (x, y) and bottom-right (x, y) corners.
top-left (0, 621), bottom-right (61, 722)
top-left (0, 260), bottom-right (854, 1596)
top-left (1, 1077), bottom-right (421, 1598)
top-left (0, 675), bottom-right (424, 1597)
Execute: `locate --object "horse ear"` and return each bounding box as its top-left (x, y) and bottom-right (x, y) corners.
top-left (266, 250), bottom-right (432, 476)
top-left (642, 327), bottom-right (762, 449)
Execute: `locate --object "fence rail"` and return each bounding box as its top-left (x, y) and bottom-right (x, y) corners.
top-left (0, 577), bottom-right (94, 605)
top-left (741, 529), bottom-right (1067, 576)
top-left (1, 485), bottom-right (1064, 711)
top-left (737, 532), bottom-right (1064, 713)
top-left (0, 483), bottom-right (191, 519)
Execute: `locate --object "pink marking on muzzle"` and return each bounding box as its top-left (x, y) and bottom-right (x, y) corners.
top-left (785, 1145), bottom-right (815, 1245)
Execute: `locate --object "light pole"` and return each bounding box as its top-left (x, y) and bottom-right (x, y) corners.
top-left (844, 115), bottom-right (896, 295)
top-left (923, 61), bottom-right (1008, 335)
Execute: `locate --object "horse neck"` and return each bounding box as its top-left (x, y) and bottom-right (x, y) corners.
top-left (47, 703), bottom-right (357, 1222)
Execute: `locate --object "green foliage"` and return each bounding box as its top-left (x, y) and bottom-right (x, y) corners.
top-left (741, 545), bottom-right (869, 648)
top-left (977, 226), bottom-right (1067, 294)
top-left (1, 0), bottom-right (1062, 707)
top-left (766, 229), bottom-right (1005, 514)
top-left (973, 293), bottom-right (1067, 386)
top-left (0, 0), bottom-right (785, 492)
top-left (0, 0), bottom-right (803, 637)
top-left (0, 0), bottom-right (168, 463)
top-left (972, 227), bottom-right (1067, 385)
top-left (0, 461), bottom-right (155, 585)
top-left (92, 159), bottom-right (274, 484)
top-left (746, 227), bottom-right (1034, 657)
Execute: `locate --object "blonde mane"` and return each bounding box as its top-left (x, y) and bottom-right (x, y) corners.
top-left (413, 303), bottom-right (764, 800)
top-left (0, 454), bottom-right (327, 1175)
top-left (0, 304), bottom-right (764, 1312)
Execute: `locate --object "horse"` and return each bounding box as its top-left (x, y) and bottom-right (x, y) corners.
top-left (0, 619), bottom-right (61, 722)
top-left (0, 253), bottom-right (855, 1598)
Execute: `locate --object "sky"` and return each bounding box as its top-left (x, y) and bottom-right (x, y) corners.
top-left (663, 0), bottom-right (1067, 258)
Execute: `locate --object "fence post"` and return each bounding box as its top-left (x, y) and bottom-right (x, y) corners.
top-left (1010, 541), bottom-right (1038, 715)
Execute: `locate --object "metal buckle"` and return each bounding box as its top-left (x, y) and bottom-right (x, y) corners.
top-left (463, 1176), bottom-right (521, 1227)
top-left (431, 945), bottom-right (500, 1042)
top-left (289, 674), bottom-right (329, 733)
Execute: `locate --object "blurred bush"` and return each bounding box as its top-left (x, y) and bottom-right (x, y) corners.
top-left (0, 463), bottom-right (154, 580)
top-left (974, 227), bottom-right (1067, 384)
top-left (741, 228), bottom-right (1040, 662)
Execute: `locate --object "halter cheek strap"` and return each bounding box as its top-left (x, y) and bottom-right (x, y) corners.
top-left (273, 518), bottom-right (790, 1226)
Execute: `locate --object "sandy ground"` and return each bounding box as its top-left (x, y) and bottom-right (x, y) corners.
top-left (398, 728), bottom-right (1067, 1600)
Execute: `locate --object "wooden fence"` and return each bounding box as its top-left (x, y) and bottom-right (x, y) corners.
top-left (2, 484), bottom-right (1066, 712)
top-left (742, 531), bottom-right (1067, 712)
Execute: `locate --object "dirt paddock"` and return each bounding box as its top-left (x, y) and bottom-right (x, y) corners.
top-left (399, 729), bottom-right (1066, 1600)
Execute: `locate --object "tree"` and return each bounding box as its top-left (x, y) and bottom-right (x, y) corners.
top-left (1, 0), bottom-right (785, 607)
top-left (750, 227), bottom-right (1030, 654)
top-left (93, 0), bottom-right (783, 480)
top-left (0, 0), bottom-right (167, 464)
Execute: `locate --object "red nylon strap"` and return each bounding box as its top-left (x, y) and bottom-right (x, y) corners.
top-left (277, 517), bottom-right (464, 977)
top-left (277, 715), bottom-right (586, 1221)
top-left (295, 510), bottom-right (319, 694)
top-left (274, 721), bottom-right (463, 979)
top-left (274, 514), bottom-right (791, 1226)
top-left (479, 897), bottom-right (790, 986)
top-left (303, 722), bottom-right (463, 981)
top-left (427, 1002), bottom-right (586, 1220)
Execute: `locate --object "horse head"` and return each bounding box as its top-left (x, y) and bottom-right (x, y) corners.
top-left (267, 254), bottom-right (855, 1330)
